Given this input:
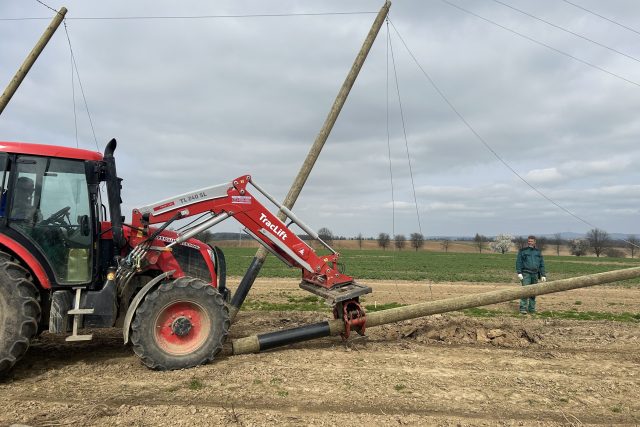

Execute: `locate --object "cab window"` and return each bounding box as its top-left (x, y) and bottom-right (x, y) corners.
top-left (9, 156), bottom-right (93, 283)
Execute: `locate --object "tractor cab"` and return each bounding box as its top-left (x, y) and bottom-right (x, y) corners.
top-left (0, 142), bottom-right (104, 286)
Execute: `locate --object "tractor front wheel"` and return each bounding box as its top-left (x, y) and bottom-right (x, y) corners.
top-left (0, 251), bottom-right (41, 376)
top-left (130, 277), bottom-right (230, 370)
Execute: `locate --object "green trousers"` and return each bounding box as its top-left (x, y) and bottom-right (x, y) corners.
top-left (520, 272), bottom-right (538, 313)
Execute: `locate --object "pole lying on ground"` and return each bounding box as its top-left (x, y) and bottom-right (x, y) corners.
top-left (0, 7), bottom-right (68, 115)
top-left (231, 266), bottom-right (640, 355)
top-left (229, 1), bottom-right (392, 321)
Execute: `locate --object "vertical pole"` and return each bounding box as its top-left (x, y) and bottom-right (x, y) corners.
top-left (229, 1), bottom-right (392, 321)
top-left (0, 7), bottom-right (68, 115)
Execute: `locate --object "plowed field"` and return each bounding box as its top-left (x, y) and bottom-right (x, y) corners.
top-left (1, 279), bottom-right (638, 426)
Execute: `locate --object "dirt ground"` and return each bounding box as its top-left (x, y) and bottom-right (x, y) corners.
top-left (1, 278), bottom-right (638, 426)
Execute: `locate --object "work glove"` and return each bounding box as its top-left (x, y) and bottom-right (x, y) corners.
top-left (517, 273), bottom-right (523, 280)
top-left (541, 276), bottom-right (547, 282)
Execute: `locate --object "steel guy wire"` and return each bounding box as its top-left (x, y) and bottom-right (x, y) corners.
top-left (34, 0), bottom-right (58, 14)
top-left (63, 21), bottom-right (100, 151)
top-left (560, 0), bottom-right (640, 38)
top-left (388, 22), bottom-right (423, 237)
top-left (67, 23), bottom-right (79, 149)
top-left (386, 20), bottom-right (406, 305)
top-left (386, 20), bottom-right (396, 243)
top-left (491, 0), bottom-right (640, 65)
top-left (440, 0), bottom-right (640, 89)
top-left (388, 19), bottom-right (640, 250)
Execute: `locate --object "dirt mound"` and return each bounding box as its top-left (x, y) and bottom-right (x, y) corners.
top-left (381, 316), bottom-right (543, 348)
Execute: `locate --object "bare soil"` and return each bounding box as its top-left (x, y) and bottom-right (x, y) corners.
top-left (0, 279), bottom-right (638, 426)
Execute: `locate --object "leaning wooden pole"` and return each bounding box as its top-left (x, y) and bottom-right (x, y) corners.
top-left (229, 1), bottom-right (392, 321)
top-left (231, 266), bottom-right (640, 355)
top-left (0, 7), bottom-right (67, 115)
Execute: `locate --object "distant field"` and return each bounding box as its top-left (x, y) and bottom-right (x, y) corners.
top-left (216, 247), bottom-right (640, 285)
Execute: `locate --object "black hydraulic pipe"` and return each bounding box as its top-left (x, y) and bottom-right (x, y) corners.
top-left (257, 321), bottom-right (331, 352)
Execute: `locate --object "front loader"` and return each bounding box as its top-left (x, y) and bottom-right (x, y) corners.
top-left (0, 138), bottom-right (370, 373)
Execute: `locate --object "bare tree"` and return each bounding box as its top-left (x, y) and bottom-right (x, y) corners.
top-left (513, 236), bottom-right (527, 250)
top-left (394, 234), bottom-right (406, 250)
top-left (356, 233), bottom-right (364, 249)
top-left (378, 232), bottom-right (391, 250)
top-left (586, 228), bottom-right (610, 257)
top-left (195, 230), bottom-right (214, 243)
top-left (317, 227), bottom-right (334, 244)
top-left (625, 234), bottom-right (639, 258)
top-left (440, 238), bottom-right (451, 253)
top-left (536, 236), bottom-right (547, 251)
top-left (410, 233), bottom-right (425, 251)
top-left (474, 233), bottom-right (488, 253)
top-left (553, 233), bottom-right (563, 256)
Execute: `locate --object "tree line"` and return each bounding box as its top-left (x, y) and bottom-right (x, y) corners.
top-left (197, 227), bottom-right (639, 258)
top-left (474, 229), bottom-right (639, 258)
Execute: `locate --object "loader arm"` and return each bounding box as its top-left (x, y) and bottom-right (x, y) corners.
top-left (130, 175), bottom-right (361, 293)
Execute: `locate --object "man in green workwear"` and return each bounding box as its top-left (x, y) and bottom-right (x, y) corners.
top-left (516, 235), bottom-right (546, 314)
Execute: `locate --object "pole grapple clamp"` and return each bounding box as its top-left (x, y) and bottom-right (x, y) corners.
top-left (333, 299), bottom-right (366, 340)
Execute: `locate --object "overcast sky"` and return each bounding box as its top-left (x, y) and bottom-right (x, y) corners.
top-left (2, 0), bottom-right (640, 238)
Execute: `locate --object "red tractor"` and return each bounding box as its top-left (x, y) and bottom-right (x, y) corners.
top-left (0, 139), bottom-right (369, 374)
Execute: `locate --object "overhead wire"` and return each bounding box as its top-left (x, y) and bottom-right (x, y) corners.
top-left (388, 20), bottom-right (423, 237)
top-left (386, 20), bottom-right (396, 245)
top-left (560, 0), bottom-right (640, 38)
top-left (490, 0), bottom-right (640, 64)
top-left (388, 19), bottom-right (640, 250)
top-left (34, 0), bottom-right (57, 14)
top-left (62, 21), bottom-right (100, 151)
top-left (389, 17), bottom-right (590, 222)
top-left (386, 20), bottom-right (432, 302)
top-left (68, 28), bottom-right (78, 149)
top-left (440, 0), bottom-right (640, 89)
top-left (1, 11), bottom-right (377, 22)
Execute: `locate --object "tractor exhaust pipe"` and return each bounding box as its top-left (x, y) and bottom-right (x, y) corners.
top-left (103, 138), bottom-right (125, 249)
top-left (231, 266), bottom-right (640, 355)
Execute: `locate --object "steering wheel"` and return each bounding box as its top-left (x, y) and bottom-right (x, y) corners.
top-left (40, 206), bottom-right (71, 227)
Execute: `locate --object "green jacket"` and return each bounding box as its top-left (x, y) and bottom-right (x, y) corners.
top-left (516, 246), bottom-right (545, 276)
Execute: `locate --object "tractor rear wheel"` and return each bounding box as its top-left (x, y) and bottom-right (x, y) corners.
top-left (130, 277), bottom-right (230, 370)
top-left (0, 251), bottom-right (41, 376)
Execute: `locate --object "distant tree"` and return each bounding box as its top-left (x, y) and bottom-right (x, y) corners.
top-left (378, 233), bottom-right (391, 250)
top-left (605, 247), bottom-right (625, 258)
top-left (569, 239), bottom-right (589, 256)
top-left (195, 230), bottom-right (214, 243)
top-left (513, 236), bottom-right (527, 250)
top-left (394, 234), bottom-right (406, 250)
top-left (536, 236), bottom-right (547, 251)
top-left (490, 233), bottom-right (514, 254)
top-left (356, 233), bottom-right (364, 249)
top-left (553, 233), bottom-right (564, 256)
top-left (410, 233), bottom-right (425, 251)
top-left (474, 233), bottom-right (488, 253)
top-left (627, 235), bottom-right (639, 258)
top-left (440, 238), bottom-right (451, 253)
top-left (586, 228), bottom-right (610, 258)
top-left (317, 227), bottom-right (334, 244)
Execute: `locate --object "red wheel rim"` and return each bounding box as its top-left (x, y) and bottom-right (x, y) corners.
top-left (154, 301), bottom-right (211, 356)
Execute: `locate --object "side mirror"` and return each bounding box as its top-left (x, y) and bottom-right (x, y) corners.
top-left (79, 215), bottom-right (90, 236)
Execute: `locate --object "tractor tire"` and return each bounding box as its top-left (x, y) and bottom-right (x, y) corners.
top-left (130, 277), bottom-right (230, 370)
top-left (0, 251), bottom-right (41, 376)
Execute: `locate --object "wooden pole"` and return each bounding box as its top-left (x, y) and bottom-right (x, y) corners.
top-left (229, 1), bottom-right (392, 321)
top-left (0, 7), bottom-right (68, 115)
top-left (231, 266), bottom-right (640, 354)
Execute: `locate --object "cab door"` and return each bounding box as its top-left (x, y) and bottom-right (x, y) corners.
top-left (9, 155), bottom-right (93, 284)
